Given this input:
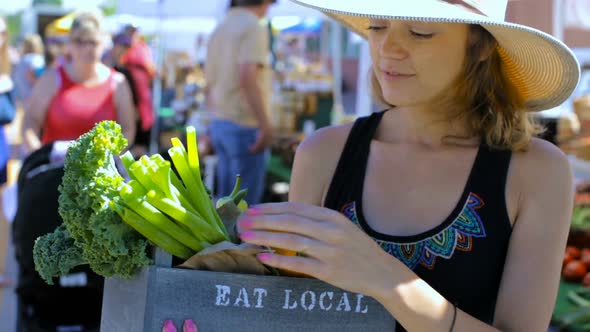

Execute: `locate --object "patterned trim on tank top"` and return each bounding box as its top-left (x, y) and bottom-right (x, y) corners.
top-left (340, 193), bottom-right (487, 270)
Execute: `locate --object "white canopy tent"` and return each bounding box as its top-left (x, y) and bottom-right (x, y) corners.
top-left (115, 0), bottom-right (228, 20)
top-left (115, 0), bottom-right (342, 153)
top-left (107, 0), bottom-right (326, 55)
top-left (103, 15), bottom-right (218, 35)
top-left (115, 0), bottom-right (324, 21)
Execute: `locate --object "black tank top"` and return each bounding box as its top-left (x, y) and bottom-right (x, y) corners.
top-left (324, 110), bottom-right (513, 330)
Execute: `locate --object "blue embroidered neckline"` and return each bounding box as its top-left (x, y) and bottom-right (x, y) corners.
top-left (340, 193), bottom-right (487, 270)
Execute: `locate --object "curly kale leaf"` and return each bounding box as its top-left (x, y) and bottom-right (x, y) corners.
top-left (33, 224), bottom-right (86, 285)
top-left (57, 121), bottom-right (151, 279)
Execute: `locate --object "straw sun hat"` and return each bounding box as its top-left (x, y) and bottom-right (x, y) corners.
top-left (289, 0), bottom-right (581, 112)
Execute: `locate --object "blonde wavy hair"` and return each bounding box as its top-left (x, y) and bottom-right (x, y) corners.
top-left (0, 17), bottom-right (10, 76)
top-left (70, 11), bottom-right (103, 38)
top-left (370, 24), bottom-right (542, 152)
top-left (22, 33), bottom-right (44, 55)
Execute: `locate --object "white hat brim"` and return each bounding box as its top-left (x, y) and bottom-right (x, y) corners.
top-left (290, 0), bottom-right (581, 112)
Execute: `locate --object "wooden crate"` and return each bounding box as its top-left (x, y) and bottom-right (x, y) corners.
top-left (100, 250), bottom-right (396, 331)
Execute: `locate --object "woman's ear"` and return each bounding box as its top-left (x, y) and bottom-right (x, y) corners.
top-left (468, 25), bottom-right (496, 62)
top-left (478, 42), bottom-right (495, 62)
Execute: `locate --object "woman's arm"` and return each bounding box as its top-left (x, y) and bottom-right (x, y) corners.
top-left (22, 69), bottom-right (58, 154)
top-left (113, 73), bottom-right (137, 147)
top-left (492, 138), bottom-right (573, 331)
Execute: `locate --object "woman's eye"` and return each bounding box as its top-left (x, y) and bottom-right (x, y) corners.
top-left (367, 26), bottom-right (386, 31)
top-left (410, 30), bottom-right (435, 39)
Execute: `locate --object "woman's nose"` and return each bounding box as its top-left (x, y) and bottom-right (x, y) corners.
top-left (379, 29), bottom-right (409, 60)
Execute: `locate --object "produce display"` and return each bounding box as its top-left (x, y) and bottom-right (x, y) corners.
top-left (562, 246), bottom-right (590, 285)
top-left (33, 121), bottom-right (247, 284)
top-left (554, 183), bottom-right (590, 331)
top-left (572, 202), bottom-right (590, 232)
top-left (561, 185), bottom-right (590, 285)
top-left (557, 287), bottom-right (590, 330)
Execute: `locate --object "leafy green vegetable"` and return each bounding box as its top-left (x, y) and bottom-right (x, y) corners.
top-left (118, 184), bottom-right (207, 252)
top-left (110, 201), bottom-right (195, 259)
top-left (216, 175), bottom-right (248, 212)
top-left (34, 121), bottom-right (152, 281)
top-left (32, 225), bottom-right (86, 285)
top-left (121, 150), bottom-right (228, 245)
top-left (572, 207), bottom-right (590, 230)
top-left (561, 288), bottom-right (590, 330)
top-left (33, 121), bottom-right (241, 283)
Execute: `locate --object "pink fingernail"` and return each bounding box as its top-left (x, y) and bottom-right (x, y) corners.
top-left (238, 217), bottom-right (253, 229)
top-left (239, 231), bottom-right (256, 240)
top-left (183, 319), bottom-right (198, 332)
top-left (257, 253), bottom-right (272, 262)
top-left (246, 207), bottom-right (261, 216)
top-left (163, 320), bottom-right (177, 332)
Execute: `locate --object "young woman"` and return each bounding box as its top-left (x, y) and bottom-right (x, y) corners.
top-left (16, 12), bottom-right (135, 332)
top-left (237, 0), bottom-right (581, 331)
top-left (23, 11), bottom-right (136, 156)
top-left (0, 16), bottom-right (13, 289)
top-left (14, 33), bottom-right (45, 105)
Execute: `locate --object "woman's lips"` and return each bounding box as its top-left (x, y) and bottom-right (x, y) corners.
top-left (381, 70), bottom-right (415, 81)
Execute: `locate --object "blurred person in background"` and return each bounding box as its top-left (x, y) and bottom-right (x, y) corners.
top-left (15, 12), bottom-right (135, 332)
top-left (120, 24), bottom-right (155, 152)
top-left (110, 33), bottom-right (138, 104)
top-left (23, 12), bottom-right (136, 156)
top-left (205, 0), bottom-right (276, 205)
top-left (106, 33), bottom-right (147, 155)
top-left (14, 34), bottom-right (45, 106)
top-left (44, 37), bottom-right (68, 69)
top-left (0, 16), bottom-right (13, 288)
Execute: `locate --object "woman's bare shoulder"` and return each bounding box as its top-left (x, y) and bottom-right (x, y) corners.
top-left (289, 122), bottom-right (355, 204)
top-left (512, 137), bottom-right (570, 179)
top-left (296, 122), bottom-right (355, 163)
top-left (507, 137), bottom-right (572, 219)
top-left (30, 67), bottom-right (59, 102)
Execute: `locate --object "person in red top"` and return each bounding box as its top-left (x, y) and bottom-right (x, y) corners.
top-left (23, 12), bottom-right (136, 157)
top-left (17, 12), bottom-right (135, 331)
top-left (119, 24), bottom-right (155, 152)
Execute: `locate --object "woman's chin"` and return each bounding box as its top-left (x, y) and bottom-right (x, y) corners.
top-left (382, 96), bottom-right (412, 108)
top-left (382, 94), bottom-right (434, 109)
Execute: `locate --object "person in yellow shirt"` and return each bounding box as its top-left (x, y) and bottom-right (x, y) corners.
top-left (205, 0), bottom-right (276, 205)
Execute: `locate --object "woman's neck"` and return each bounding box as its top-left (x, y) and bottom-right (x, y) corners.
top-left (377, 105), bottom-right (476, 148)
top-left (70, 62), bottom-right (99, 83)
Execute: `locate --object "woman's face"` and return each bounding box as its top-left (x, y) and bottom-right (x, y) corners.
top-left (68, 29), bottom-right (103, 64)
top-left (368, 20), bottom-right (470, 108)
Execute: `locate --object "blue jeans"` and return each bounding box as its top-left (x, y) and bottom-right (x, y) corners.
top-left (209, 120), bottom-right (269, 205)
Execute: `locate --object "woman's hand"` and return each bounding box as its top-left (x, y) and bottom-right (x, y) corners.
top-left (162, 319), bottom-right (198, 332)
top-left (237, 202), bottom-right (399, 298)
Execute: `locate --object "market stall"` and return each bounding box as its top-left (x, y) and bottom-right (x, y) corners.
top-left (112, 0), bottom-right (340, 195)
top-left (551, 57), bottom-right (590, 329)
top-left (552, 186), bottom-right (590, 331)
